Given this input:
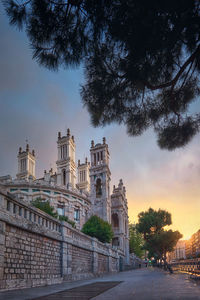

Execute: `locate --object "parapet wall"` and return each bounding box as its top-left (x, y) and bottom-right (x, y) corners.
top-left (0, 191), bottom-right (123, 291)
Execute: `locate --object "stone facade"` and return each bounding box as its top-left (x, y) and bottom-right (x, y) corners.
top-left (111, 180), bottom-right (129, 263)
top-left (89, 138), bottom-right (111, 223)
top-left (0, 129), bottom-right (129, 259)
top-left (0, 191), bottom-right (123, 291)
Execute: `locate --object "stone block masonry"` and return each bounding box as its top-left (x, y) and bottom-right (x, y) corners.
top-left (0, 191), bottom-right (124, 291)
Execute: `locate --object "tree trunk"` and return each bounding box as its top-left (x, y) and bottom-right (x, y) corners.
top-left (162, 255), bottom-right (173, 274)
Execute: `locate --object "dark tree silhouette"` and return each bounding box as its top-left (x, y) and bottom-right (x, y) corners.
top-left (4, 0), bottom-right (200, 150)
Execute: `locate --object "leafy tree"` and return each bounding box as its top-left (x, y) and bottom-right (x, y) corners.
top-left (129, 223), bottom-right (144, 258)
top-left (31, 198), bottom-right (58, 218)
top-left (4, 1), bottom-right (200, 150)
top-left (31, 198), bottom-right (75, 227)
top-left (137, 208), bottom-right (182, 271)
top-left (82, 215), bottom-right (113, 243)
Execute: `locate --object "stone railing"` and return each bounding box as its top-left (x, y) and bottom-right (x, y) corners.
top-left (0, 192), bottom-right (62, 240)
top-left (0, 191), bottom-right (124, 291)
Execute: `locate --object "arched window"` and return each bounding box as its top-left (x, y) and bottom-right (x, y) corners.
top-left (96, 178), bottom-right (102, 197)
top-left (112, 237), bottom-right (119, 246)
top-left (62, 169), bottom-right (66, 186)
top-left (112, 213), bottom-right (119, 228)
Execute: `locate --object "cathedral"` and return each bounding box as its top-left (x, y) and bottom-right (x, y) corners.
top-left (0, 129), bottom-right (129, 261)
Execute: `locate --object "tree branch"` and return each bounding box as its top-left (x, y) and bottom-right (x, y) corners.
top-left (144, 45), bottom-right (200, 91)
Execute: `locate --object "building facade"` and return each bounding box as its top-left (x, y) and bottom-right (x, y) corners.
top-left (0, 129), bottom-right (129, 261)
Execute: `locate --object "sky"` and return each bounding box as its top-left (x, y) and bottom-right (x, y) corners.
top-left (0, 5), bottom-right (200, 240)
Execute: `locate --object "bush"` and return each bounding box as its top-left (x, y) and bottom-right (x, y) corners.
top-left (59, 215), bottom-right (76, 228)
top-left (31, 198), bottom-right (58, 218)
top-left (82, 215), bottom-right (113, 243)
top-left (31, 198), bottom-right (76, 227)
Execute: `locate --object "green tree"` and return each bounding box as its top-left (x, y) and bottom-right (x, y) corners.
top-left (82, 215), bottom-right (113, 243)
top-left (31, 198), bottom-right (58, 218)
top-left (4, 1), bottom-right (200, 150)
top-left (137, 208), bottom-right (182, 271)
top-left (31, 198), bottom-right (75, 227)
top-left (129, 223), bottom-right (144, 258)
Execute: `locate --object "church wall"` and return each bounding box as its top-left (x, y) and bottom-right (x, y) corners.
top-left (0, 191), bottom-right (122, 291)
top-left (97, 253), bottom-right (108, 273)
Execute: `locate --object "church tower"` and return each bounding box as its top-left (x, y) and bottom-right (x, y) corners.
top-left (89, 137), bottom-right (111, 223)
top-left (111, 179), bottom-right (129, 263)
top-left (16, 144), bottom-right (36, 180)
top-left (77, 157), bottom-right (90, 193)
top-left (56, 129), bottom-right (76, 189)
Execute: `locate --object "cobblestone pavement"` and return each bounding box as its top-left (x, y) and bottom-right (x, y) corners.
top-left (1, 268), bottom-right (200, 300)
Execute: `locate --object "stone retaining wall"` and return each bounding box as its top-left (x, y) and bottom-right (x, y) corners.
top-left (0, 191), bottom-right (123, 291)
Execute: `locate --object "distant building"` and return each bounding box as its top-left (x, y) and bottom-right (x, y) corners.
top-left (168, 240), bottom-right (186, 262)
top-left (185, 230), bottom-right (200, 258)
top-left (0, 129), bottom-right (129, 262)
top-left (168, 229), bottom-right (200, 261)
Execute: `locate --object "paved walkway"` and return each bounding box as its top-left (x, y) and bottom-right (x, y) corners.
top-left (1, 268), bottom-right (200, 300)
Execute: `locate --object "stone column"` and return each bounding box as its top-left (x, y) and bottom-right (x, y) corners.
top-left (61, 242), bottom-right (68, 277)
top-left (108, 247), bottom-right (113, 272)
top-left (67, 244), bottom-right (72, 278)
top-left (92, 238), bottom-right (98, 274)
top-left (61, 222), bottom-right (72, 280)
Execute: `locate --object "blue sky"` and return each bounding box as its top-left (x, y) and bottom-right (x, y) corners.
top-left (0, 4), bottom-right (200, 238)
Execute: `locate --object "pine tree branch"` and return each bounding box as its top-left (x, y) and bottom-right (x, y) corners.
top-left (144, 45), bottom-right (200, 91)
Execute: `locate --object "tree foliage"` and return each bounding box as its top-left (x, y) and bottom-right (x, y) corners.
top-left (58, 215), bottom-right (76, 228)
top-left (82, 215), bottom-right (113, 243)
top-left (31, 198), bottom-right (75, 227)
top-left (4, 0), bottom-right (200, 150)
top-left (137, 208), bottom-right (182, 268)
top-left (129, 223), bottom-right (144, 258)
top-left (31, 198), bottom-right (58, 218)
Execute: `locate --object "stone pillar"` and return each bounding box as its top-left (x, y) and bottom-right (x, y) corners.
top-left (108, 247), bottom-right (113, 272)
top-left (61, 242), bottom-right (68, 277)
top-left (0, 220), bottom-right (6, 289)
top-left (61, 222), bottom-right (72, 280)
top-left (67, 244), bottom-right (72, 278)
top-left (92, 238), bottom-right (98, 274)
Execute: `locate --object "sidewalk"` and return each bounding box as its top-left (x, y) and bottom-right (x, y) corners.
top-left (1, 268), bottom-right (200, 300)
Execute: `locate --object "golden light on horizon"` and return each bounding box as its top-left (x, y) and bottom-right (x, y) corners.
top-left (128, 193), bottom-right (200, 240)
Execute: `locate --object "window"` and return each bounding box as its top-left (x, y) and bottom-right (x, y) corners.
top-left (83, 170), bottom-right (86, 181)
top-left (13, 204), bottom-right (17, 214)
top-left (57, 207), bottom-right (64, 216)
top-left (96, 178), bottom-right (102, 197)
top-left (94, 153), bottom-right (96, 166)
top-left (43, 190), bottom-right (51, 194)
top-left (112, 237), bottom-right (119, 247)
top-left (61, 145), bottom-right (67, 159)
top-left (112, 213), bottom-right (119, 228)
top-left (21, 159), bottom-right (26, 172)
top-left (101, 151), bottom-right (103, 161)
top-left (74, 208), bottom-right (80, 221)
top-left (7, 201), bottom-right (10, 211)
top-left (62, 169), bottom-right (66, 185)
top-left (19, 207), bottom-right (22, 216)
